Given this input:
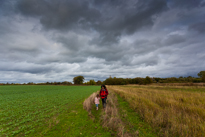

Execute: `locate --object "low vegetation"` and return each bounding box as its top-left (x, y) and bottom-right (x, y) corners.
top-left (0, 85), bottom-right (111, 136)
top-left (108, 84), bottom-right (205, 137)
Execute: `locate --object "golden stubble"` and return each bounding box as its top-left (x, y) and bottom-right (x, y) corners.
top-left (108, 85), bottom-right (205, 137)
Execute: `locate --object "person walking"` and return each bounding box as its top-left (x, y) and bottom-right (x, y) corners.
top-left (94, 94), bottom-right (100, 110)
top-left (99, 85), bottom-right (109, 109)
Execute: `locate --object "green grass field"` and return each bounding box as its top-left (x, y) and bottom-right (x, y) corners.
top-left (0, 85), bottom-right (112, 137)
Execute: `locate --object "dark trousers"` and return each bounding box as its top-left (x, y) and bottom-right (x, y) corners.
top-left (102, 97), bottom-right (107, 108)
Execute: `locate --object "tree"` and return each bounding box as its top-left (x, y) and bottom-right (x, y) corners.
top-left (89, 80), bottom-right (96, 85)
top-left (73, 76), bottom-right (84, 84)
top-left (153, 77), bottom-right (161, 83)
top-left (62, 81), bottom-right (72, 85)
top-left (135, 77), bottom-right (144, 85)
top-left (198, 71), bottom-right (205, 82)
top-left (198, 71), bottom-right (205, 77)
top-left (144, 76), bottom-right (153, 84)
top-left (96, 80), bottom-right (102, 85)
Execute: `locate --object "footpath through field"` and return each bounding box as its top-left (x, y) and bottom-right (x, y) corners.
top-left (83, 88), bottom-right (157, 137)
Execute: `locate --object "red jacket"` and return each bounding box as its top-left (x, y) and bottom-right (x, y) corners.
top-left (99, 89), bottom-right (109, 99)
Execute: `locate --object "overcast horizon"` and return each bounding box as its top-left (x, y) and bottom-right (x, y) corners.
top-left (0, 0), bottom-right (205, 83)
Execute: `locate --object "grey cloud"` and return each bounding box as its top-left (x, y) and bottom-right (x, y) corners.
top-left (0, 62), bottom-right (63, 74)
top-left (35, 52), bottom-right (87, 64)
top-left (201, 1), bottom-right (205, 7)
top-left (0, 0), bottom-right (16, 15)
top-left (16, 0), bottom-right (167, 45)
top-left (152, 6), bottom-right (205, 34)
top-left (56, 35), bottom-right (82, 51)
top-left (162, 34), bottom-right (186, 46)
top-left (16, 0), bottom-right (101, 31)
top-left (131, 39), bottom-right (159, 55)
top-left (90, 0), bottom-right (167, 45)
top-left (168, 0), bottom-right (203, 8)
top-left (81, 44), bottom-right (127, 62)
top-left (189, 22), bottom-right (205, 33)
top-left (93, 0), bottom-right (167, 32)
top-left (130, 53), bottom-right (159, 67)
top-left (89, 32), bottom-right (121, 46)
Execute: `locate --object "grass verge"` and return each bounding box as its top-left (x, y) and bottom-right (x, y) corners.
top-left (117, 94), bottom-right (157, 137)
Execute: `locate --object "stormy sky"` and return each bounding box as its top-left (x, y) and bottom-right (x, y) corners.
top-left (0, 0), bottom-right (205, 83)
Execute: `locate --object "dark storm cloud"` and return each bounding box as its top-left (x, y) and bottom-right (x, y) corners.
top-left (16, 0), bottom-right (101, 31)
top-left (168, 0), bottom-right (204, 8)
top-left (16, 0), bottom-right (168, 45)
top-left (189, 22), bottom-right (205, 33)
top-left (0, 0), bottom-right (15, 15)
top-left (90, 0), bottom-right (168, 45)
top-left (16, 0), bottom-right (167, 31)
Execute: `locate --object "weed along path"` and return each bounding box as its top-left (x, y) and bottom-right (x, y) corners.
top-left (83, 89), bottom-right (157, 137)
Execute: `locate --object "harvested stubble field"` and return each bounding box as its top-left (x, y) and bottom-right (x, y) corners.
top-left (107, 84), bottom-right (205, 137)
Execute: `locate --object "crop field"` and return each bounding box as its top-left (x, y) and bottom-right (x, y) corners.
top-left (0, 85), bottom-right (112, 137)
top-left (1, 84), bottom-right (205, 137)
top-left (108, 84), bottom-right (205, 137)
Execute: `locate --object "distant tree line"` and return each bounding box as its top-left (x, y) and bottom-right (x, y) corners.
top-left (103, 77), bottom-right (151, 85)
top-left (102, 71), bottom-right (204, 85)
top-left (1, 71), bottom-right (205, 86)
top-left (0, 81), bottom-right (72, 85)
